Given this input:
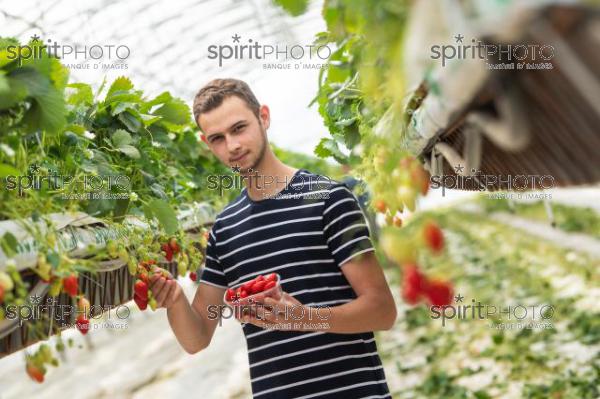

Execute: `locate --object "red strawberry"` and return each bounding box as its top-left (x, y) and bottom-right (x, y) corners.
top-left (374, 199), bottom-right (387, 213)
top-left (161, 243), bottom-right (174, 262)
top-left (139, 271), bottom-right (150, 285)
top-left (225, 288), bottom-right (235, 301)
top-left (242, 280), bottom-right (254, 292)
top-left (239, 289), bottom-right (248, 299)
top-left (423, 221), bottom-right (444, 254)
top-left (200, 134), bottom-right (208, 144)
top-left (76, 315), bottom-right (90, 335)
top-left (402, 264), bottom-right (428, 305)
top-left (264, 281), bottom-right (276, 291)
top-left (265, 273), bottom-right (277, 283)
top-left (255, 275), bottom-right (265, 282)
top-left (251, 280), bottom-right (266, 294)
top-left (26, 362), bottom-right (45, 383)
top-left (410, 163), bottom-right (430, 196)
top-left (134, 295), bottom-right (148, 310)
top-left (63, 274), bottom-right (78, 297)
top-left (169, 237), bottom-right (180, 253)
top-left (134, 280), bottom-right (148, 300)
top-left (189, 271), bottom-right (197, 282)
top-left (424, 280), bottom-right (453, 306)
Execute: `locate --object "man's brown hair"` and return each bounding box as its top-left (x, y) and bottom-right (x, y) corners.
top-left (192, 78), bottom-right (261, 130)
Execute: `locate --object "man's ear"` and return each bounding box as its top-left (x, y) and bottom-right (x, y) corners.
top-left (259, 104), bottom-right (270, 130)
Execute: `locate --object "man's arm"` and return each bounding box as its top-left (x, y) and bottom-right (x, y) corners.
top-left (151, 274), bottom-right (225, 354)
top-left (315, 251), bottom-right (397, 333)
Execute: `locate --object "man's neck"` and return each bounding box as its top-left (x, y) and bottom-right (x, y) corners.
top-left (242, 152), bottom-right (298, 201)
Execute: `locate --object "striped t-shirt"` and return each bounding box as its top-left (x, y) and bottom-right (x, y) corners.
top-left (199, 168), bottom-right (391, 399)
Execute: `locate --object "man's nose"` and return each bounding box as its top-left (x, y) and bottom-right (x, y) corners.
top-left (227, 136), bottom-right (242, 153)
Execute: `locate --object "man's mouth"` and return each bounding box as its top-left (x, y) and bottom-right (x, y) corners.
top-left (230, 151), bottom-right (249, 163)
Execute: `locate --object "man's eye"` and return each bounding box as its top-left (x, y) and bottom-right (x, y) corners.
top-left (234, 125), bottom-right (245, 132)
top-left (211, 136), bottom-right (223, 143)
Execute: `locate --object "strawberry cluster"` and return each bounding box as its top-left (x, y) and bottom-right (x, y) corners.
top-left (381, 218), bottom-right (454, 306)
top-left (25, 344), bottom-right (58, 383)
top-left (225, 273), bottom-right (278, 303)
top-left (133, 260), bottom-right (172, 311)
top-left (161, 237), bottom-right (181, 262)
top-left (402, 264), bottom-right (453, 306)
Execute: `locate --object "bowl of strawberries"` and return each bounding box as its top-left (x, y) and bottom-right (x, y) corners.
top-left (224, 272), bottom-right (282, 308)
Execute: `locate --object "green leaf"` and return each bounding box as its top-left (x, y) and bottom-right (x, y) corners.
top-left (314, 137), bottom-right (347, 163)
top-left (118, 144), bottom-right (140, 159)
top-left (139, 113), bottom-right (161, 127)
top-left (0, 232), bottom-right (19, 257)
top-left (148, 198), bottom-right (178, 235)
top-left (111, 129), bottom-right (139, 158)
top-left (152, 97), bottom-right (190, 125)
top-left (64, 123), bottom-right (86, 135)
top-left (111, 129), bottom-right (133, 147)
top-left (118, 111), bottom-right (142, 132)
top-left (0, 163), bottom-right (20, 177)
top-left (7, 68), bottom-right (66, 134)
top-left (113, 198), bottom-right (130, 223)
top-left (110, 101), bottom-right (137, 116)
top-left (141, 91), bottom-right (172, 112)
top-left (272, 0), bottom-right (309, 16)
top-left (47, 251), bottom-right (60, 268)
top-left (66, 83), bottom-right (93, 105)
top-left (106, 76), bottom-right (134, 99)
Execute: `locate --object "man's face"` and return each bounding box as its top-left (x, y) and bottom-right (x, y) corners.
top-left (198, 95), bottom-right (268, 174)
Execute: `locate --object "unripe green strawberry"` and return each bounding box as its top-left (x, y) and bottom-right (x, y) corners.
top-left (37, 254), bottom-right (51, 281)
top-left (0, 271), bottom-right (14, 291)
top-left (397, 185), bottom-right (417, 212)
top-left (127, 257), bottom-right (137, 276)
top-left (47, 232), bottom-right (57, 249)
top-left (39, 344), bottom-right (52, 363)
top-left (118, 246), bottom-right (129, 263)
top-left (149, 297), bottom-right (157, 311)
top-left (177, 260), bottom-right (186, 277)
top-left (48, 278), bottom-right (63, 297)
top-left (151, 242), bottom-right (161, 253)
top-left (106, 240), bottom-right (118, 258)
top-left (380, 231), bottom-right (417, 265)
top-left (199, 235), bottom-right (208, 249)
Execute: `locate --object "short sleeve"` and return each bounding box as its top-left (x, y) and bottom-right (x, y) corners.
top-left (322, 183), bottom-right (375, 267)
top-left (198, 227), bottom-right (228, 289)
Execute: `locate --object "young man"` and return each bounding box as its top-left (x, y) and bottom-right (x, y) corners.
top-left (149, 78), bottom-right (397, 398)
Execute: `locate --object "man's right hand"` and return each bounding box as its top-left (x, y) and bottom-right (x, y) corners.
top-left (150, 271), bottom-right (184, 309)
